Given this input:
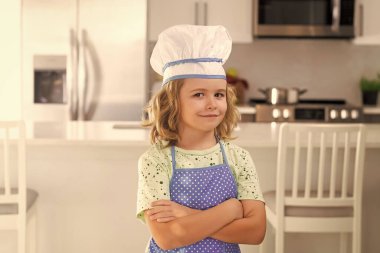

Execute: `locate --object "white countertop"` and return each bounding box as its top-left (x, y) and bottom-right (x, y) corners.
top-left (363, 106), bottom-right (380, 114)
top-left (23, 121), bottom-right (380, 148)
top-left (27, 121), bottom-right (150, 146)
top-left (237, 105), bottom-right (256, 114)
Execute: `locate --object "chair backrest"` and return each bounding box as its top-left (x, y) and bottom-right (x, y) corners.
top-left (276, 123), bottom-right (366, 214)
top-left (0, 121), bottom-right (26, 213)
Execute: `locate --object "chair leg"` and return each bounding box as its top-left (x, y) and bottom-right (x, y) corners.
top-left (352, 213), bottom-right (362, 253)
top-left (18, 215), bottom-right (26, 253)
top-left (27, 203), bottom-right (38, 253)
top-left (275, 229), bottom-right (284, 253)
top-left (352, 228), bottom-right (361, 253)
top-left (339, 233), bottom-right (348, 253)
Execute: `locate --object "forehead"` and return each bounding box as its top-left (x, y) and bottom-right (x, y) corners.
top-left (182, 78), bottom-right (227, 91)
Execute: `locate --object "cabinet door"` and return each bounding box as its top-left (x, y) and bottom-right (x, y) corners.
top-left (205, 0), bottom-right (252, 43)
top-left (148, 0), bottom-right (198, 41)
top-left (354, 0), bottom-right (380, 44)
top-left (361, 0), bottom-right (380, 36)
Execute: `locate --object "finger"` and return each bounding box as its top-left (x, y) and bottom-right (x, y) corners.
top-left (157, 217), bottom-right (176, 223)
top-left (146, 206), bottom-right (171, 216)
top-left (150, 211), bottom-right (173, 220)
top-left (151, 200), bottom-right (172, 207)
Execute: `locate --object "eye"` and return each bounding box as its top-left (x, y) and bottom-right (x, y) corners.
top-left (215, 92), bottom-right (225, 98)
top-left (193, 93), bottom-right (204, 97)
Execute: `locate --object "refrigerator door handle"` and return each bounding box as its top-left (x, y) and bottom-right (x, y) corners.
top-left (68, 28), bottom-right (79, 120)
top-left (331, 0), bottom-right (341, 32)
top-left (77, 29), bottom-right (87, 120)
top-left (80, 29), bottom-right (101, 121)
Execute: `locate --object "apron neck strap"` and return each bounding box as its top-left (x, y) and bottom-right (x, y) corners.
top-left (171, 138), bottom-right (228, 170)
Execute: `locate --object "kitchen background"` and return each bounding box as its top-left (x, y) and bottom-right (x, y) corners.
top-left (2, 0), bottom-right (380, 122)
top-left (1, 1), bottom-right (380, 253)
top-left (149, 41), bottom-right (380, 106)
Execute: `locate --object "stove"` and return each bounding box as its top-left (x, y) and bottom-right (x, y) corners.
top-left (249, 99), bottom-right (363, 123)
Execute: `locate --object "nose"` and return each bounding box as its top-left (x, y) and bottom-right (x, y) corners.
top-left (206, 96), bottom-right (217, 110)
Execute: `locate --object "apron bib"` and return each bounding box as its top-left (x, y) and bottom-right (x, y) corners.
top-left (149, 141), bottom-right (241, 253)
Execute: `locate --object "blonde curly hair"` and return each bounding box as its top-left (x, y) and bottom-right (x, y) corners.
top-left (142, 79), bottom-right (240, 147)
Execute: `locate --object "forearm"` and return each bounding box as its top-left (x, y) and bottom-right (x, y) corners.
top-left (211, 200), bottom-right (266, 244)
top-left (210, 216), bottom-right (266, 244)
top-left (146, 198), bottom-right (241, 250)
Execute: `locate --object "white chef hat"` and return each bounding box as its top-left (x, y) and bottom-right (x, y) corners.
top-left (150, 25), bottom-right (232, 85)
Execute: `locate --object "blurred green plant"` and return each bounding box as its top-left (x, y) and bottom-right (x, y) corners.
top-left (360, 73), bottom-right (380, 91)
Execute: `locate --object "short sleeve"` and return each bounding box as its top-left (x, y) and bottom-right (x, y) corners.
top-left (229, 145), bottom-right (265, 202)
top-left (136, 150), bottom-right (171, 223)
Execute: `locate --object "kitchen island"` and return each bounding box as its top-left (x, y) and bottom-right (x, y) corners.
top-left (2, 122), bottom-right (379, 253)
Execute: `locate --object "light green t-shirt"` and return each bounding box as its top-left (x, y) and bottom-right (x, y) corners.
top-left (136, 140), bottom-right (264, 222)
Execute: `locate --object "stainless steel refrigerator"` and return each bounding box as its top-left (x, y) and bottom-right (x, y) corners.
top-left (22, 0), bottom-right (147, 121)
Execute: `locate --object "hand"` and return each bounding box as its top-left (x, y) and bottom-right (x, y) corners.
top-left (225, 198), bottom-right (243, 220)
top-left (146, 200), bottom-right (200, 223)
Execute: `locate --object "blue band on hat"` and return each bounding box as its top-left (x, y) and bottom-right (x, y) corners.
top-left (162, 58), bottom-right (223, 73)
top-left (162, 74), bottom-right (226, 86)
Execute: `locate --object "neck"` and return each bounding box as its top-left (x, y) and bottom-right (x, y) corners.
top-left (177, 129), bottom-right (217, 150)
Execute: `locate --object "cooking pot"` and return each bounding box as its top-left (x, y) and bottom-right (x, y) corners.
top-left (258, 87), bottom-right (307, 104)
top-left (287, 88), bottom-right (307, 104)
top-left (258, 88), bottom-right (287, 104)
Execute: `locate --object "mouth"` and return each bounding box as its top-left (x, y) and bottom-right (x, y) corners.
top-left (199, 114), bottom-right (220, 117)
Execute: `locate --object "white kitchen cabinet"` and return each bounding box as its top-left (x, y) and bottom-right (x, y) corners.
top-left (0, 0), bottom-right (22, 120)
top-left (148, 0), bottom-right (197, 41)
top-left (206, 0), bottom-right (252, 43)
top-left (148, 0), bottom-right (252, 43)
top-left (353, 0), bottom-right (380, 45)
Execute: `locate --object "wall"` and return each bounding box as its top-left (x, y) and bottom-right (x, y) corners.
top-left (0, 0), bottom-right (22, 120)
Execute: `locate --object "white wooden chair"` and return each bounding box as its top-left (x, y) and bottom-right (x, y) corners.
top-left (0, 121), bottom-right (38, 253)
top-left (261, 123), bottom-right (366, 253)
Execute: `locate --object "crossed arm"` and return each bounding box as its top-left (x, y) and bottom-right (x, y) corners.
top-left (144, 198), bottom-right (266, 250)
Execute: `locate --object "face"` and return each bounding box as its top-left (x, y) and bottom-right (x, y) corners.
top-left (178, 78), bottom-right (227, 135)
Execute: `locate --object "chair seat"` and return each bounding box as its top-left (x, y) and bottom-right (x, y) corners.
top-left (264, 190), bottom-right (353, 217)
top-left (0, 188), bottom-right (39, 214)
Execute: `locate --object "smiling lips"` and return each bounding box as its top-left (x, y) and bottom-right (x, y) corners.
top-left (200, 114), bottom-right (219, 117)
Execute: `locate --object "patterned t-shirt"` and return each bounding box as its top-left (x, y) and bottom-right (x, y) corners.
top-left (136, 140), bottom-right (265, 222)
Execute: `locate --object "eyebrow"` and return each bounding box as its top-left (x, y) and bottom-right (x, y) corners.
top-left (190, 88), bottom-right (226, 93)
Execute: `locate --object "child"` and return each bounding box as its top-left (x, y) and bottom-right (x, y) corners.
top-left (137, 25), bottom-right (266, 253)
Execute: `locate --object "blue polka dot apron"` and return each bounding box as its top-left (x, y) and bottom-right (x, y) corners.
top-left (149, 141), bottom-right (241, 253)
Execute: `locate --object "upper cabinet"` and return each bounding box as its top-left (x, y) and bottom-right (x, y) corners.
top-left (206, 0), bottom-right (252, 43)
top-left (148, 0), bottom-right (252, 43)
top-left (354, 0), bottom-right (380, 45)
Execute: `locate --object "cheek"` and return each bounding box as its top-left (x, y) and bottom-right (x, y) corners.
top-left (180, 103), bottom-right (196, 119)
top-left (219, 100), bottom-right (228, 114)
top-left (186, 100), bottom-right (203, 112)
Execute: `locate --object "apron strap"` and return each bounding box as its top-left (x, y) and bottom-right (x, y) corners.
top-left (219, 141), bottom-right (228, 166)
top-left (170, 145), bottom-right (177, 172)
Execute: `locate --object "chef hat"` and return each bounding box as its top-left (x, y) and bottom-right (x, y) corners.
top-left (150, 25), bottom-right (232, 85)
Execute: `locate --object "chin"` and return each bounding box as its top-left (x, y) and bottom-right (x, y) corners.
top-left (196, 122), bottom-right (222, 131)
